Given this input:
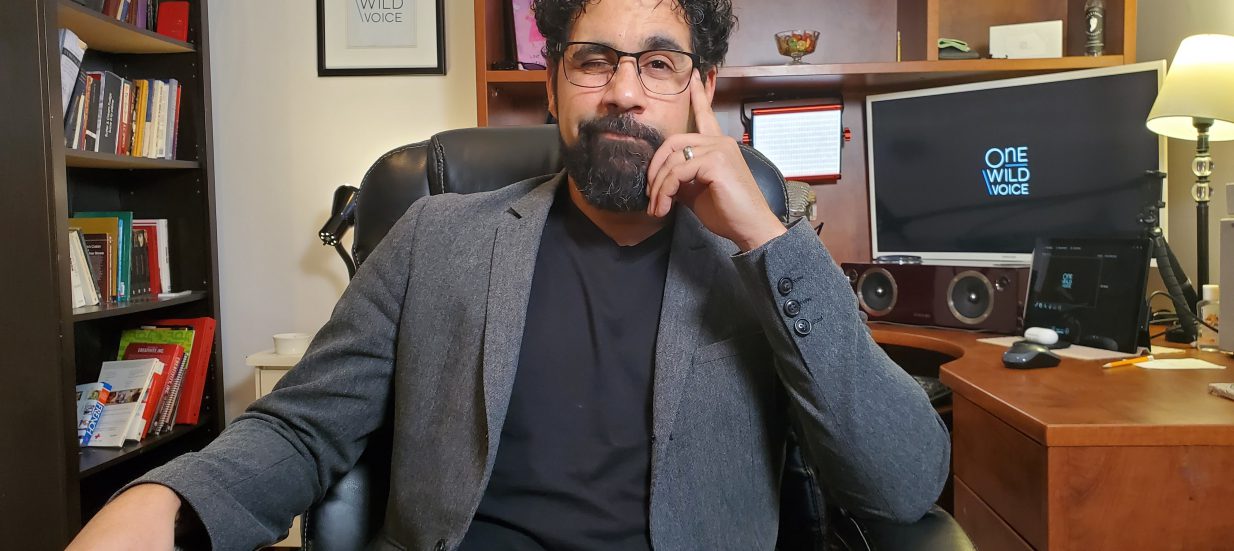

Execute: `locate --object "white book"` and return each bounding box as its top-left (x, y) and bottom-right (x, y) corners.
top-left (124, 354), bottom-right (166, 441)
top-left (68, 228), bottom-right (100, 307)
top-left (68, 230), bottom-right (87, 309)
top-left (58, 28), bottom-right (87, 117)
top-left (89, 358), bottom-right (163, 447)
top-left (164, 79), bottom-right (178, 160)
top-left (133, 219), bottom-right (170, 292)
top-left (76, 382), bottom-right (111, 445)
top-left (154, 80), bottom-right (168, 160)
top-left (70, 85), bottom-right (87, 150)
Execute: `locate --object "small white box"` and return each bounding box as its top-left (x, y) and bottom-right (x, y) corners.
top-left (990, 20), bottom-right (1064, 59)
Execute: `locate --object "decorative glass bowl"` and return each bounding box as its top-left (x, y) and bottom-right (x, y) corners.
top-left (775, 30), bottom-right (820, 64)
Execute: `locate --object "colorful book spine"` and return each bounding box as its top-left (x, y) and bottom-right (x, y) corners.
top-left (96, 71), bottom-right (122, 155)
top-left (82, 72), bottom-right (102, 151)
top-left (76, 381), bottom-right (112, 446)
top-left (76, 211), bottom-right (132, 301)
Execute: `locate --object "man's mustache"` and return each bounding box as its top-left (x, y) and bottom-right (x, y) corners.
top-left (578, 115), bottom-right (665, 149)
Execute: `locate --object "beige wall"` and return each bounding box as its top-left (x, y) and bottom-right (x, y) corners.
top-left (209, 0), bottom-right (477, 420)
top-left (1138, 0), bottom-right (1234, 285)
top-left (206, 1), bottom-right (1234, 420)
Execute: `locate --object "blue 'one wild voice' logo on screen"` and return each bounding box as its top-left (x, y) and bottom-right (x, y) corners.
top-left (982, 146), bottom-right (1031, 196)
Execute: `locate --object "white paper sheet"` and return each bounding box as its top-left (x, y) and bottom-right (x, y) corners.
top-left (1137, 358), bottom-right (1227, 370)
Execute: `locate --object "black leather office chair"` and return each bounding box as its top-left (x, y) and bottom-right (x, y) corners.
top-left (309, 125), bottom-right (974, 551)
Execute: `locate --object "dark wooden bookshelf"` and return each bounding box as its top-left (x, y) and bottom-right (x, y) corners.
top-left (72, 291), bottom-right (208, 322)
top-left (65, 148), bottom-right (199, 169)
top-left (79, 420), bottom-right (212, 476)
top-left (2, 1), bottom-right (221, 547)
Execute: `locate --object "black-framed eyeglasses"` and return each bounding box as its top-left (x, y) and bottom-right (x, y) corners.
top-left (559, 41), bottom-right (700, 95)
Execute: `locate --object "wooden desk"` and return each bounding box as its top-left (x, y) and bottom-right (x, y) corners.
top-left (870, 325), bottom-right (1234, 551)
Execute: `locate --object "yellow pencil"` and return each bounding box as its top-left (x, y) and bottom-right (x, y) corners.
top-left (1102, 356), bottom-right (1153, 369)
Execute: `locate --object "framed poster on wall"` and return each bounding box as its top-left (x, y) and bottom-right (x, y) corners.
top-left (317, 0), bottom-right (446, 76)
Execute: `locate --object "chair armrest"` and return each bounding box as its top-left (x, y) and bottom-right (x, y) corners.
top-left (302, 428), bottom-right (393, 550)
top-left (828, 506), bottom-right (975, 551)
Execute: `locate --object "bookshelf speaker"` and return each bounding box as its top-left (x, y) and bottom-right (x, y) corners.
top-left (840, 263), bottom-right (1029, 334)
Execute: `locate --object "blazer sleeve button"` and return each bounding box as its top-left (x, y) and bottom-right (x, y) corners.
top-left (793, 318), bottom-right (813, 336)
top-left (783, 299), bottom-right (802, 317)
top-left (778, 277), bottom-right (794, 296)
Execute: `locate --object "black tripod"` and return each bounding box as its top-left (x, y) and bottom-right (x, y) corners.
top-left (1141, 170), bottom-right (1200, 343)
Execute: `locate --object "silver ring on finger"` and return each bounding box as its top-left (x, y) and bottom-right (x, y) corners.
top-left (682, 146), bottom-right (695, 161)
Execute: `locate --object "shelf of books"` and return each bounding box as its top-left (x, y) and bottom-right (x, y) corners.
top-left (57, 0), bottom-right (194, 54)
top-left (65, 149), bottom-right (199, 169)
top-left (72, 290), bottom-right (207, 321)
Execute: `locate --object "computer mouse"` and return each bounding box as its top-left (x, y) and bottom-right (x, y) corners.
top-left (1002, 340), bottom-right (1061, 369)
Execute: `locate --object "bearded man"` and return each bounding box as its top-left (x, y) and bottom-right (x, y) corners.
top-left (68, 1), bottom-right (948, 549)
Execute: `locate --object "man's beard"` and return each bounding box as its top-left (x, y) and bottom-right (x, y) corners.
top-left (561, 114), bottom-right (666, 212)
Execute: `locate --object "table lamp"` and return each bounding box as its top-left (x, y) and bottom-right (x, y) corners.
top-left (1146, 34), bottom-right (1234, 288)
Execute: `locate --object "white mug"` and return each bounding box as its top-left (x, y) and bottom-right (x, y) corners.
top-left (273, 333), bottom-right (311, 355)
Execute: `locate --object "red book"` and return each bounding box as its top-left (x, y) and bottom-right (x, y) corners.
top-left (120, 342), bottom-right (184, 439)
top-left (156, 1), bottom-right (189, 42)
top-left (152, 317), bottom-right (215, 425)
top-left (101, 0), bottom-right (120, 18)
top-left (115, 79), bottom-right (131, 156)
top-left (132, 221), bottom-right (161, 295)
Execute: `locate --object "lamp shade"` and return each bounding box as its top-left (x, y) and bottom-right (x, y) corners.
top-left (1146, 34), bottom-right (1234, 141)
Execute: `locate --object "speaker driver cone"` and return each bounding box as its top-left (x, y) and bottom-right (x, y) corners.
top-left (857, 267), bottom-right (897, 316)
top-left (947, 271), bottom-right (994, 324)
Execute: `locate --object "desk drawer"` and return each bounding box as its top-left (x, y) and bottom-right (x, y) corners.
top-left (953, 394), bottom-right (1047, 549)
top-left (954, 477), bottom-right (1033, 551)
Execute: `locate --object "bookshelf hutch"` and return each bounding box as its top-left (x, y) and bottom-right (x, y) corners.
top-left (1, 1), bottom-right (222, 547)
top-left (472, 0), bottom-right (1139, 264)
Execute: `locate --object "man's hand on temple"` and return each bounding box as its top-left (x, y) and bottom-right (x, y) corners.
top-left (645, 70), bottom-right (787, 252)
top-left (66, 484), bottom-right (180, 551)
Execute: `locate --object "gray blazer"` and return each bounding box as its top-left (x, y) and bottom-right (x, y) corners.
top-left (135, 172), bottom-right (950, 550)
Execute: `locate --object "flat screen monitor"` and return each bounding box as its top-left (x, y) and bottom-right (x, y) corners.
top-left (865, 61), bottom-right (1167, 265)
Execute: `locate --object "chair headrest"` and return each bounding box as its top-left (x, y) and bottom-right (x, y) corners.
top-left (353, 125), bottom-right (788, 266)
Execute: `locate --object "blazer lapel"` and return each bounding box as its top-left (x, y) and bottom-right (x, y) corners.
top-left (480, 173), bottom-right (563, 460)
top-left (651, 210), bottom-right (721, 443)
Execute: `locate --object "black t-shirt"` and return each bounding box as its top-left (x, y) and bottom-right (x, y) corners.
top-left (457, 186), bottom-right (672, 550)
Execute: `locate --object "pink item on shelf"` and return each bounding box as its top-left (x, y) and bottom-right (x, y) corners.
top-left (512, 0), bottom-right (546, 67)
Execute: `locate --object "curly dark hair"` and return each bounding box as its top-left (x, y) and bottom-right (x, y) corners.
top-left (531, 0), bottom-right (736, 76)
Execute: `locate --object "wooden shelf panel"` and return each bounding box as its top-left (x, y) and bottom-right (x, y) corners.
top-left (65, 149), bottom-right (199, 170)
top-left (485, 69), bottom-right (548, 83)
top-left (57, 0), bottom-right (194, 54)
top-left (716, 55), bottom-right (1127, 96)
top-left (718, 55), bottom-right (1126, 78)
top-left (79, 420), bottom-right (210, 476)
top-left (72, 291), bottom-right (207, 322)
top-left (484, 56), bottom-right (1125, 96)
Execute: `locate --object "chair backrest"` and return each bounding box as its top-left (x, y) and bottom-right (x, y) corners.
top-left (350, 124), bottom-right (789, 267)
top-left (305, 124), bottom-right (794, 550)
